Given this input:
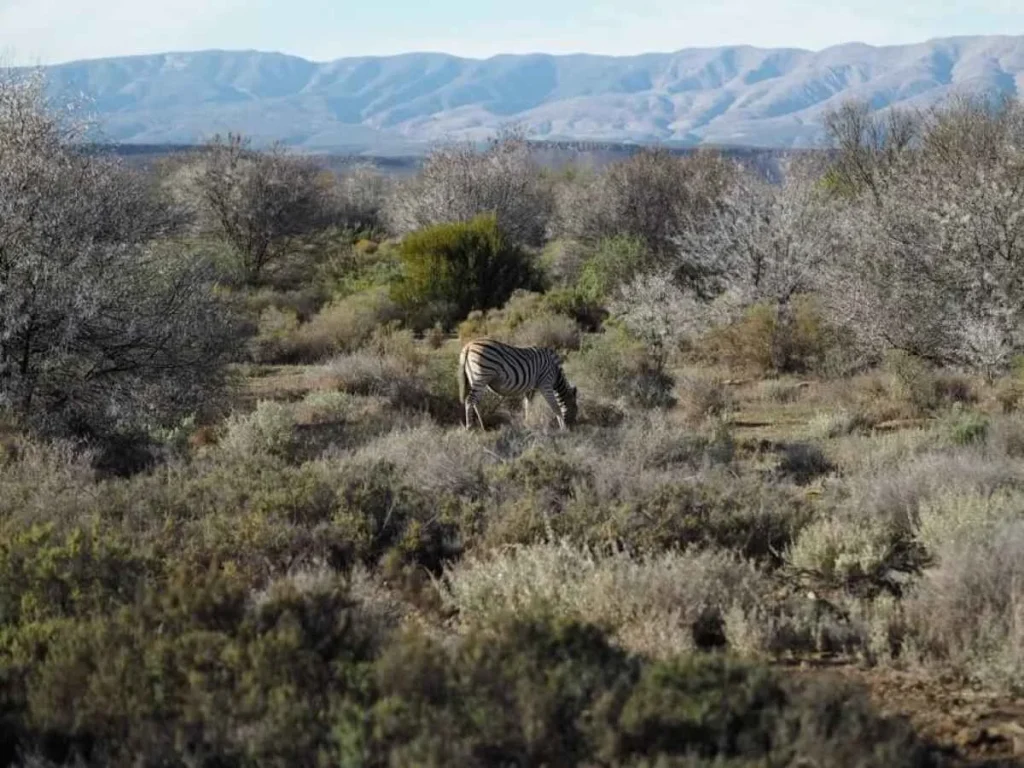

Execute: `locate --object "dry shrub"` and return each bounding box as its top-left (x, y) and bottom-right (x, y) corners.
top-left (605, 413), bottom-right (734, 473)
top-left (218, 400), bottom-right (299, 461)
top-left (903, 489), bottom-right (1024, 690)
top-left (456, 290), bottom-right (582, 352)
top-left (790, 445), bottom-right (1024, 596)
top-left (808, 408), bottom-right (875, 439)
top-left (243, 285), bottom-right (329, 323)
top-left (298, 288), bottom-right (400, 353)
top-left (248, 288), bottom-right (401, 365)
top-left (310, 330), bottom-right (466, 426)
top-left (569, 327), bottom-right (675, 409)
top-left (510, 313), bottom-right (581, 351)
top-left (847, 450), bottom-right (1024, 533)
top-left (319, 352), bottom-right (421, 398)
top-left (984, 413), bottom-right (1024, 458)
top-left (826, 427), bottom-right (943, 476)
top-left (345, 423), bottom-right (495, 498)
top-left (248, 305), bottom-right (302, 364)
top-left (698, 296), bottom-right (850, 375)
top-left (675, 374), bottom-right (734, 422)
top-left (0, 433), bottom-right (96, 527)
top-left (787, 513), bottom-right (905, 592)
top-left (995, 376), bottom-right (1024, 413)
top-left (440, 541), bottom-right (767, 657)
top-left (776, 442), bottom-right (834, 485)
top-left (758, 379), bottom-right (806, 404)
top-left (881, 352), bottom-right (977, 417)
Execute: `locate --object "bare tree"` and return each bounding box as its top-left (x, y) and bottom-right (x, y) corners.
top-left (823, 96), bottom-right (1024, 377)
top-left (334, 162), bottom-right (392, 236)
top-left (689, 157), bottom-right (835, 299)
top-left (608, 272), bottom-right (711, 363)
top-left (192, 133), bottom-right (334, 283)
top-left (384, 127), bottom-right (553, 247)
top-left (821, 99), bottom-right (919, 205)
top-left (0, 69), bottom-right (237, 442)
top-left (664, 157), bottom-right (838, 369)
top-left (555, 147), bottom-right (735, 262)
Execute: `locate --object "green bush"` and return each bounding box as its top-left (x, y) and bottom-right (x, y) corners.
top-left (2, 565), bottom-right (382, 768)
top-left (391, 214), bottom-right (542, 331)
top-left (700, 295), bottom-right (855, 375)
top-left (575, 234), bottom-right (653, 302)
top-left (570, 326), bottom-right (676, 409)
top-left (348, 614), bottom-right (936, 768)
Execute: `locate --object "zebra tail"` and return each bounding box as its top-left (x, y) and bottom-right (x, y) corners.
top-left (458, 345), bottom-right (470, 404)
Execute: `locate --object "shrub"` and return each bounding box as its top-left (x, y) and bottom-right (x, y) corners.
top-left (945, 409), bottom-right (989, 446)
top-left (574, 235), bottom-right (654, 301)
top-left (787, 514), bottom-right (907, 594)
top-left (440, 542), bottom-right (768, 657)
top-left (570, 326), bottom-right (676, 409)
top-left (218, 400), bottom-right (299, 461)
top-left (676, 374), bottom-right (735, 422)
top-left (776, 442), bottom-right (835, 485)
top-left (455, 290), bottom-right (581, 351)
top-left (759, 379), bottom-right (805, 404)
top-left (510, 313), bottom-right (581, 351)
top-left (884, 351), bottom-right (944, 416)
top-left (1, 564), bottom-right (382, 767)
top-left (699, 295), bottom-right (850, 375)
top-left (577, 476), bottom-right (810, 564)
top-left (905, 489), bottom-right (1024, 690)
top-left (283, 287), bottom-right (402, 363)
top-left (248, 305), bottom-right (302, 364)
top-left (808, 408), bottom-right (875, 439)
top-left (391, 214), bottom-right (542, 331)
top-left (357, 614), bottom-right (936, 768)
top-left (347, 424), bottom-right (494, 499)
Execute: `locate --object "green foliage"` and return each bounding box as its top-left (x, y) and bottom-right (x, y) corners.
top-left (2, 564), bottom-right (380, 767)
top-left (455, 290), bottom-right (582, 351)
top-left (0, 523), bottom-right (152, 628)
top-left (350, 615), bottom-right (935, 768)
top-left (700, 295), bottom-right (855, 375)
top-left (945, 410), bottom-right (990, 446)
top-left (577, 478), bottom-right (810, 565)
top-left (391, 214), bottom-right (542, 331)
top-left (571, 325), bottom-right (676, 409)
top-left (575, 235), bottom-right (653, 303)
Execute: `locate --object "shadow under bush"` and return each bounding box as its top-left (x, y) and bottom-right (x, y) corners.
top-left (353, 613), bottom-right (939, 768)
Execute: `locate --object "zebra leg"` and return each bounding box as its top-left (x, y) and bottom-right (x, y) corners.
top-left (465, 386), bottom-right (487, 430)
top-left (523, 393), bottom-right (532, 424)
top-left (539, 387), bottom-right (567, 431)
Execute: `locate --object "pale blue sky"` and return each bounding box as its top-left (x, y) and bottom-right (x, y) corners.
top-left (0, 0), bottom-right (1022, 65)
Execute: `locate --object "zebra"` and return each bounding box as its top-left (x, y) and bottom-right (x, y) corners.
top-left (458, 337), bottom-right (579, 431)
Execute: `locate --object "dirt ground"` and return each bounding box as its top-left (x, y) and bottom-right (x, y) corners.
top-left (787, 661), bottom-right (1024, 766)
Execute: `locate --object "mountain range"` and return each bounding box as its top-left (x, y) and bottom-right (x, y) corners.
top-left (35, 34), bottom-right (1024, 153)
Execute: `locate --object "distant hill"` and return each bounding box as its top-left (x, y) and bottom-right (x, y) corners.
top-left (38, 34), bottom-right (1024, 153)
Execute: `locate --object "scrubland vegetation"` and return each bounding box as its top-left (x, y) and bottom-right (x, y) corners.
top-left (4, 65), bottom-right (1024, 765)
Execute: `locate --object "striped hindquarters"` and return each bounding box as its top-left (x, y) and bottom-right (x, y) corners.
top-left (461, 338), bottom-right (559, 396)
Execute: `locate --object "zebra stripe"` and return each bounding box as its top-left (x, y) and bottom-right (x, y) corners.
top-left (458, 337), bottom-right (579, 430)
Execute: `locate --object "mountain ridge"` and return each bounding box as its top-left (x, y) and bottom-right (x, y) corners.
top-left (33, 33), bottom-right (1024, 153)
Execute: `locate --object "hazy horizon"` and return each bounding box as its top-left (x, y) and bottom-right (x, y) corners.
top-left (1, 0), bottom-right (1022, 67)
